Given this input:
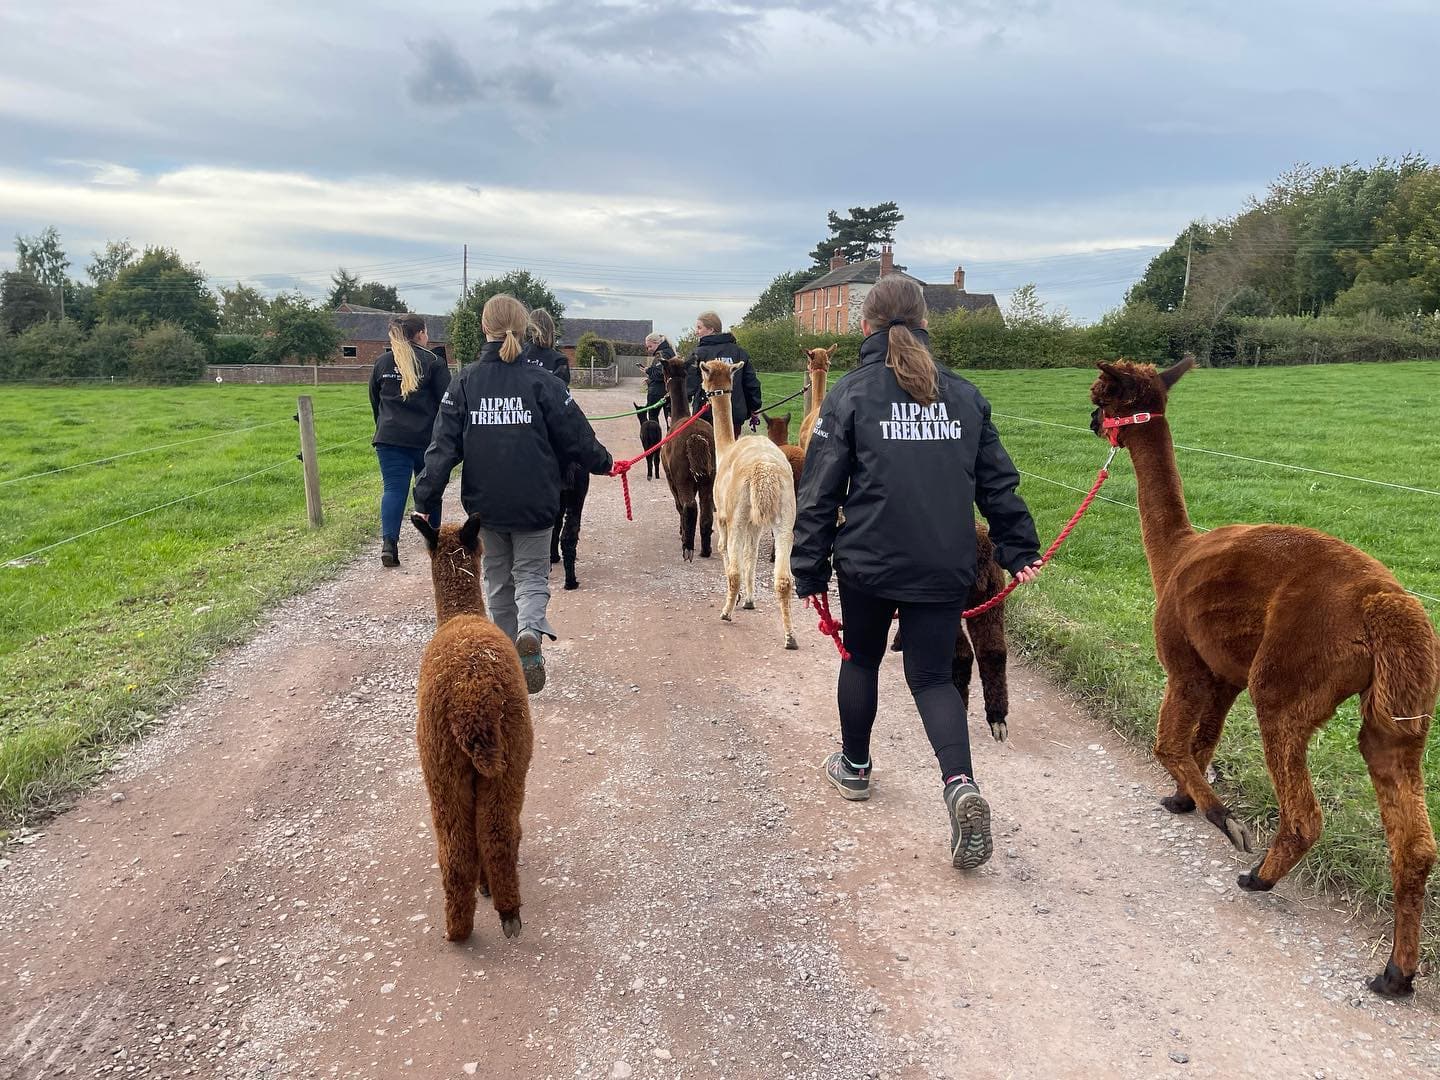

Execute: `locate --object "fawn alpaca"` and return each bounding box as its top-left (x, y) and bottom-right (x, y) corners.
top-left (762, 409), bottom-right (806, 490)
top-left (412, 513), bottom-right (535, 943)
top-left (1091, 357), bottom-right (1438, 998)
top-left (701, 359), bottom-right (799, 650)
top-left (796, 344), bottom-right (838, 453)
top-left (659, 354), bottom-right (716, 561)
top-left (636, 402), bottom-right (663, 481)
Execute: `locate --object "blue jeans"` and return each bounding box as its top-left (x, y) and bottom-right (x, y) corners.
top-left (376, 444), bottom-right (441, 540)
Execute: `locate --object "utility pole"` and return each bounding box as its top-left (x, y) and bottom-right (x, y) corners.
top-left (462, 244), bottom-right (468, 301)
top-left (1180, 226), bottom-right (1194, 307)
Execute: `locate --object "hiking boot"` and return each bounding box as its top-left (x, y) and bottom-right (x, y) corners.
top-left (944, 778), bottom-right (992, 869)
top-left (380, 537), bottom-right (399, 567)
top-left (516, 629), bottom-right (546, 694)
top-left (823, 752), bottom-right (871, 801)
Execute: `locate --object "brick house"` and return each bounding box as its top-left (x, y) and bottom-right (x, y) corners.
top-left (332, 310), bottom-right (653, 365)
top-left (793, 245), bottom-right (1000, 333)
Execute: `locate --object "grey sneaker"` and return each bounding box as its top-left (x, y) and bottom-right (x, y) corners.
top-left (823, 752), bottom-right (871, 801)
top-left (516, 629), bottom-right (546, 694)
top-left (944, 778), bottom-right (992, 869)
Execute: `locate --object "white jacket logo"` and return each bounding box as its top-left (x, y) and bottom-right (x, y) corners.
top-left (880, 401), bottom-right (963, 441)
top-left (469, 396), bottom-right (533, 425)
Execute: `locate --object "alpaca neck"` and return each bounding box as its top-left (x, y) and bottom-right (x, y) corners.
top-left (810, 367), bottom-right (829, 408)
top-left (434, 574), bottom-right (487, 625)
top-left (711, 390), bottom-right (736, 452)
top-left (666, 372), bottom-right (692, 420)
top-left (1126, 421), bottom-right (1196, 589)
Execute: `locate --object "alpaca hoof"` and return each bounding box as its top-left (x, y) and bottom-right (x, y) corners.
top-left (742, 600), bottom-right (755, 610)
top-left (479, 883), bottom-right (491, 898)
top-left (700, 549), bottom-right (712, 559)
top-left (682, 548), bottom-right (694, 563)
top-left (501, 913), bottom-right (523, 940)
top-left (988, 719), bottom-right (1008, 743)
top-left (549, 553), bottom-right (560, 565)
top-left (1160, 792), bottom-right (1197, 814)
top-left (1237, 863), bottom-right (1274, 892)
top-left (445, 920), bottom-right (474, 942)
top-left (889, 635), bottom-right (903, 653)
top-left (565, 579), bottom-right (580, 591)
top-left (1205, 807), bottom-right (1255, 853)
top-left (721, 612), bottom-right (733, 623)
top-left (784, 635), bottom-right (798, 651)
top-left (1369, 960), bottom-right (1415, 998)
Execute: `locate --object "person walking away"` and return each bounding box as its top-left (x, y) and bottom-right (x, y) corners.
top-left (791, 276), bottom-right (1043, 870)
top-left (642, 331), bottom-right (675, 425)
top-left (686, 311), bottom-right (761, 437)
top-left (370, 313), bottom-right (450, 567)
top-left (414, 295), bottom-right (613, 694)
top-left (521, 309), bottom-right (570, 384)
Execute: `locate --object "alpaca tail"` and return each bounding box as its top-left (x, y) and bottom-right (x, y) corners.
top-left (749, 461), bottom-right (786, 524)
top-left (686, 432), bottom-right (713, 480)
top-left (1361, 591), bottom-right (1440, 737)
top-left (441, 638), bottom-right (520, 777)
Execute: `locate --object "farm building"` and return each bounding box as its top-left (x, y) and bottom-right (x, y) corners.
top-left (332, 309), bottom-right (654, 365)
top-left (793, 245), bottom-right (1000, 333)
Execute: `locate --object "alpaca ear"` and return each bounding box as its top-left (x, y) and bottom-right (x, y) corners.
top-left (732, 360), bottom-right (745, 372)
top-left (459, 513), bottom-right (484, 553)
top-left (1096, 361), bottom-right (1125, 381)
top-left (1160, 354), bottom-right (1196, 389)
top-left (825, 343), bottom-right (839, 358)
top-left (411, 513), bottom-right (440, 551)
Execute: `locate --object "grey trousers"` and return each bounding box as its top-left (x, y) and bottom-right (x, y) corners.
top-left (480, 527), bottom-right (556, 641)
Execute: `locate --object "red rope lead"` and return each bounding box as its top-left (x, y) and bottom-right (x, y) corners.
top-left (608, 402), bottom-right (713, 521)
top-left (805, 594), bottom-right (852, 661)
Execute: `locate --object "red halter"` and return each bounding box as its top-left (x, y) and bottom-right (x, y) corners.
top-left (1101, 411), bottom-right (1161, 447)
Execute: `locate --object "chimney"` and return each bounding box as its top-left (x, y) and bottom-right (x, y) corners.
top-left (830, 254), bottom-right (846, 271)
top-left (880, 243), bottom-right (894, 277)
top-left (953, 265), bottom-right (966, 291)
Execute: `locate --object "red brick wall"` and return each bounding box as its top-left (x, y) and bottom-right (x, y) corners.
top-left (794, 285), bottom-right (853, 334)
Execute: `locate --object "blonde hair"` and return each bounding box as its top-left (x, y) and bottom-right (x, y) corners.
top-left (696, 311), bottom-right (722, 334)
top-left (388, 313), bottom-right (426, 398)
top-left (862, 276), bottom-right (935, 405)
top-left (482, 294), bottom-right (528, 362)
top-left (526, 308), bottom-right (556, 349)
top-left (644, 331), bottom-right (667, 346)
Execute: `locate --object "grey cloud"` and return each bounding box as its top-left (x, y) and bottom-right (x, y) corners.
top-left (406, 36), bottom-right (558, 108)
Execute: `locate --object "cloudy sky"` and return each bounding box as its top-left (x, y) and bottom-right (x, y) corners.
top-left (3, 0), bottom-right (1436, 336)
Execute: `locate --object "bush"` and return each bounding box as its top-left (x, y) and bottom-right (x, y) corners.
top-left (5, 318), bottom-right (89, 380)
top-left (256, 303), bottom-right (341, 364)
top-left (130, 323), bottom-right (208, 384)
top-left (89, 321), bottom-right (139, 379)
top-left (611, 340), bottom-right (649, 357)
top-left (732, 319), bottom-right (863, 372)
top-left (575, 331), bottom-right (615, 367)
top-left (211, 334), bottom-right (262, 366)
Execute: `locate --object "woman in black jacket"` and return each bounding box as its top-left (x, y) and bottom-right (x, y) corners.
top-left (792, 276), bottom-right (1043, 871)
top-left (642, 332), bottom-right (675, 424)
top-left (414, 295), bottom-right (613, 695)
top-left (521, 309), bottom-right (569, 384)
top-left (369, 313), bottom-right (450, 567)
top-left (685, 311), bottom-right (762, 435)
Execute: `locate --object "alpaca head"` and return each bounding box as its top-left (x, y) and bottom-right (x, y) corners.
top-left (700, 358), bottom-right (743, 395)
top-left (762, 410), bottom-right (791, 445)
top-left (1089, 355), bottom-right (1194, 443)
top-left (802, 344), bottom-right (838, 373)
top-left (412, 512), bottom-right (486, 621)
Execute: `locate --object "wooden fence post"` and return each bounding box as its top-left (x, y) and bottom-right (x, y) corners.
top-left (296, 395), bottom-right (323, 528)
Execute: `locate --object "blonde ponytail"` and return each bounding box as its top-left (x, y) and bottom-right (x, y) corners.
top-left (861, 276), bottom-right (936, 405)
top-left (388, 313), bottom-right (426, 398)
top-left (481, 294), bottom-right (530, 364)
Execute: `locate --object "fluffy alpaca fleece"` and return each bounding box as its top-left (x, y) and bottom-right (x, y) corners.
top-left (659, 355), bottom-right (716, 562)
top-left (762, 410), bottom-right (806, 490)
top-left (700, 359), bottom-right (799, 651)
top-left (1091, 357), bottom-right (1439, 998)
top-left (411, 512), bottom-right (535, 943)
top-left (635, 402), bottom-right (663, 481)
top-left (796, 344), bottom-right (838, 454)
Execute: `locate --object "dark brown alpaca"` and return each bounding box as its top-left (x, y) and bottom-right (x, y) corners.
top-left (659, 355), bottom-right (716, 562)
top-left (411, 512), bottom-right (535, 943)
top-left (890, 523), bottom-right (1013, 740)
top-left (761, 410), bottom-right (806, 490)
top-left (1090, 357), bottom-right (1439, 998)
top-left (635, 402), bottom-right (663, 481)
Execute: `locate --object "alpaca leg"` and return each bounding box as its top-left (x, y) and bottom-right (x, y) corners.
top-left (680, 503), bottom-right (697, 562)
top-left (1356, 718), bottom-right (1434, 996)
top-left (771, 523), bottom-right (798, 650)
top-left (967, 607), bottom-right (1012, 741)
top-left (741, 522), bottom-right (761, 610)
top-left (1237, 716), bottom-right (1325, 891)
top-left (428, 769), bottom-right (480, 942)
top-left (951, 626), bottom-right (974, 704)
top-left (719, 532), bottom-right (741, 623)
top-left (1154, 677), bottom-right (1253, 851)
top-left (698, 479), bottom-right (715, 559)
top-left (1159, 680), bottom-right (1243, 814)
top-left (476, 792), bottom-right (525, 939)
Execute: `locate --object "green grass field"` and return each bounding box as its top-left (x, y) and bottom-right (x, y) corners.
top-left (762, 362), bottom-right (1440, 932)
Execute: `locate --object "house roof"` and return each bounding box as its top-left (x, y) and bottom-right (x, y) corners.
top-left (334, 303), bottom-right (395, 314)
top-left (922, 285), bottom-right (1001, 317)
top-left (797, 259), bottom-right (924, 293)
top-left (332, 311), bottom-right (654, 349)
top-left (559, 318), bottom-right (653, 347)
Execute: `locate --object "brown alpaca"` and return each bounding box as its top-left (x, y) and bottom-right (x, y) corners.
top-left (796, 344), bottom-right (838, 453)
top-left (659, 355), bottom-right (716, 561)
top-left (1090, 357), bottom-right (1439, 998)
top-left (891, 523), bottom-right (1013, 740)
top-left (761, 409), bottom-right (806, 489)
top-left (411, 512), bottom-right (535, 943)
top-left (700, 359), bottom-right (799, 650)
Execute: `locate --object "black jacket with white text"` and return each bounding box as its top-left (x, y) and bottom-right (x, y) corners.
top-left (414, 342), bottom-right (612, 531)
top-left (369, 345), bottom-right (451, 449)
top-left (791, 328), bottom-right (1040, 603)
top-left (521, 342), bottom-right (571, 385)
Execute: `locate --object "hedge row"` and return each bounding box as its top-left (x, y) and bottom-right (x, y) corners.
top-left (0, 319), bottom-right (209, 384)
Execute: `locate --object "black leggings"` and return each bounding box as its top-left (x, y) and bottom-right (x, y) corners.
top-left (836, 579), bottom-right (972, 782)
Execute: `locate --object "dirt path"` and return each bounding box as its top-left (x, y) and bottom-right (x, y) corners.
top-left (3, 386), bottom-right (1438, 1080)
